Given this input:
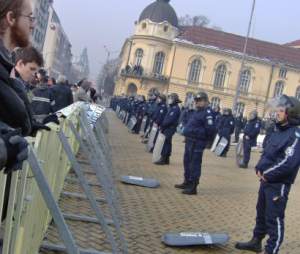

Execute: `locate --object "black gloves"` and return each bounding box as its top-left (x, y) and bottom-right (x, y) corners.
top-left (42, 114), bottom-right (60, 125)
top-left (32, 122), bottom-right (51, 133)
top-left (2, 129), bottom-right (29, 174)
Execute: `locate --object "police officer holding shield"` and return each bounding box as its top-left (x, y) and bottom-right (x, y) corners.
top-left (236, 95), bottom-right (300, 254)
top-left (175, 92), bottom-right (216, 195)
top-left (239, 110), bottom-right (261, 168)
top-left (155, 93), bottom-right (181, 165)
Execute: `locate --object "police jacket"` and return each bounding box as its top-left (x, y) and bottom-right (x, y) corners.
top-left (148, 100), bottom-right (158, 120)
top-left (183, 107), bottom-right (216, 149)
top-left (51, 83), bottom-right (74, 112)
top-left (161, 104), bottom-right (181, 138)
top-left (244, 118), bottom-right (261, 146)
top-left (0, 42), bottom-right (31, 136)
top-left (235, 116), bottom-right (245, 130)
top-left (31, 84), bottom-right (55, 117)
top-left (181, 108), bottom-right (194, 126)
top-left (256, 125), bottom-right (300, 184)
top-left (153, 103), bottom-right (168, 126)
top-left (218, 115), bottom-right (235, 139)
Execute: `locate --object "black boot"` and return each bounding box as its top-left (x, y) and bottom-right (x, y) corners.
top-left (165, 157), bottom-right (170, 165)
top-left (174, 181), bottom-right (189, 189)
top-left (154, 156), bottom-right (167, 165)
top-left (182, 181), bottom-right (198, 195)
top-left (235, 237), bottom-right (263, 252)
top-left (239, 163), bottom-right (248, 169)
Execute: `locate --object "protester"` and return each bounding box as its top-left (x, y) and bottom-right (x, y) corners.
top-left (74, 80), bottom-right (92, 102)
top-left (51, 75), bottom-right (73, 111)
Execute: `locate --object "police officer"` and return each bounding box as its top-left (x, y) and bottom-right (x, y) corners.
top-left (239, 110), bottom-right (261, 168)
top-left (235, 95), bottom-right (300, 254)
top-left (179, 93), bottom-right (195, 132)
top-left (155, 93), bottom-right (181, 165)
top-left (133, 95), bottom-right (146, 134)
top-left (143, 91), bottom-right (159, 136)
top-left (31, 69), bottom-right (56, 123)
top-left (175, 92), bottom-right (216, 195)
top-left (217, 108), bottom-right (235, 157)
top-left (234, 113), bottom-right (245, 143)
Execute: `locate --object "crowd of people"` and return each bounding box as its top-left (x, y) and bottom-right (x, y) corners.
top-left (111, 90), bottom-right (300, 254)
top-left (0, 0), bottom-right (100, 238)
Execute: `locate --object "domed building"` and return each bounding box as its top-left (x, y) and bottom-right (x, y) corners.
top-left (114, 0), bottom-right (300, 117)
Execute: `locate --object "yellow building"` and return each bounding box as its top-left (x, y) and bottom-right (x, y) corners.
top-left (114, 0), bottom-right (300, 116)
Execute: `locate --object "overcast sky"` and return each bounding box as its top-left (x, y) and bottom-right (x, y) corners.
top-left (53, 0), bottom-right (300, 80)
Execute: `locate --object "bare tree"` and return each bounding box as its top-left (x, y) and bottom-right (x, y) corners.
top-left (179, 14), bottom-right (222, 30)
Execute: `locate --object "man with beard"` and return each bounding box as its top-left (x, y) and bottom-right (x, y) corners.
top-left (0, 0), bottom-right (36, 174)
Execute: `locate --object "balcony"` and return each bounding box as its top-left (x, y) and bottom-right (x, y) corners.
top-left (120, 65), bottom-right (169, 84)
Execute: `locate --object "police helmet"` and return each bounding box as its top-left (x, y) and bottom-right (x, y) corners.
top-left (158, 94), bottom-right (167, 103)
top-left (194, 92), bottom-right (209, 102)
top-left (168, 93), bottom-right (182, 104)
top-left (223, 108), bottom-right (232, 116)
top-left (269, 95), bottom-right (300, 125)
top-left (249, 110), bottom-right (258, 121)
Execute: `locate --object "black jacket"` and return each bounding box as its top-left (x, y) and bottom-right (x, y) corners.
top-left (51, 83), bottom-right (73, 111)
top-left (0, 42), bottom-right (31, 136)
top-left (31, 84), bottom-right (55, 116)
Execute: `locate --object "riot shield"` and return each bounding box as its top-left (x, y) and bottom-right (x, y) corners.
top-left (146, 124), bottom-right (159, 152)
top-left (236, 139), bottom-right (244, 167)
top-left (121, 176), bottom-right (160, 188)
top-left (210, 134), bottom-right (220, 152)
top-left (127, 116), bottom-right (137, 131)
top-left (140, 116), bottom-right (147, 135)
top-left (162, 232), bottom-right (229, 246)
top-left (214, 137), bottom-right (229, 156)
top-left (152, 132), bottom-right (166, 163)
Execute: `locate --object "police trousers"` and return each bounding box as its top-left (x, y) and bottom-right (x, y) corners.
top-left (253, 181), bottom-right (291, 254)
top-left (183, 141), bottom-right (204, 183)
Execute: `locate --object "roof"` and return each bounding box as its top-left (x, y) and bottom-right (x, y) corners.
top-left (139, 0), bottom-right (179, 28)
top-left (178, 26), bottom-right (300, 68)
top-left (284, 40), bottom-right (300, 47)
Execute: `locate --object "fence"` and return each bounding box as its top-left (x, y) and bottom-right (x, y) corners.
top-left (0, 102), bottom-right (126, 254)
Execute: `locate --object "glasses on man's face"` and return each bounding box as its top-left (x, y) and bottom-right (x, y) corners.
top-left (21, 14), bottom-right (36, 23)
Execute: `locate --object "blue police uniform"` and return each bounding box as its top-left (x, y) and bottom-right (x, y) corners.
top-left (182, 107), bottom-right (216, 184)
top-left (152, 102), bottom-right (168, 147)
top-left (253, 125), bottom-right (300, 254)
top-left (160, 104), bottom-right (181, 159)
top-left (133, 101), bottom-right (146, 134)
top-left (217, 114), bottom-right (235, 156)
top-left (243, 118), bottom-right (261, 166)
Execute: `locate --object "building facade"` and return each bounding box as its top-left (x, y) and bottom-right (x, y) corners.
top-left (31, 0), bottom-right (53, 52)
top-left (114, 0), bottom-right (300, 117)
top-left (42, 6), bottom-right (73, 80)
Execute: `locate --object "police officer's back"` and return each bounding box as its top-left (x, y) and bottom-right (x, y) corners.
top-left (51, 76), bottom-right (73, 112)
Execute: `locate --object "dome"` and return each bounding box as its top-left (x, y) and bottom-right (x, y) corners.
top-left (139, 0), bottom-right (179, 28)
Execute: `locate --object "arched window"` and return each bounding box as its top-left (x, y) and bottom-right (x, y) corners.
top-left (239, 69), bottom-right (251, 93)
top-left (135, 49), bottom-right (143, 66)
top-left (274, 81), bottom-right (285, 97)
top-left (211, 97), bottom-right (221, 109)
top-left (236, 102), bottom-right (245, 116)
top-left (213, 64), bottom-right (227, 89)
top-left (153, 52), bottom-right (165, 75)
top-left (296, 86), bottom-right (300, 100)
top-left (188, 59), bottom-right (201, 83)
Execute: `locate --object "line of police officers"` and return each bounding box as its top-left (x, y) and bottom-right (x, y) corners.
top-left (112, 90), bottom-right (300, 254)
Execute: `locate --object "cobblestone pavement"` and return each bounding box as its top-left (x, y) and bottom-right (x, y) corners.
top-left (41, 111), bottom-right (300, 254)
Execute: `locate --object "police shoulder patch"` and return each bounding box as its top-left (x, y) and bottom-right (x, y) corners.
top-left (285, 146), bottom-right (295, 157)
top-left (255, 123), bottom-right (260, 128)
top-left (160, 109), bottom-right (163, 113)
top-left (207, 109), bottom-right (211, 113)
top-left (170, 112), bottom-right (174, 116)
top-left (295, 130), bottom-right (300, 138)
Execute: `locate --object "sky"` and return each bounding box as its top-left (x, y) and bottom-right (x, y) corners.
top-left (53, 0), bottom-right (300, 80)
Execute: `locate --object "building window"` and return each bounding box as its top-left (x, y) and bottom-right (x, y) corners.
top-left (236, 102), bottom-right (245, 116)
top-left (279, 68), bottom-right (287, 79)
top-left (135, 49), bottom-right (143, 66)
top-left (164, 25), bottom-right (169, 32)
top-left (211, 97), bottom-right (221, 109)
top-left (274, 81), bottom-right (285, 97)
top-left (188, 59), bottom-right (201, 83)
top-left (213, 64), bottom-right (227, 89)
top-left (153, 52), bottom-right (165, 75)
top-left (142, 23), bottom-right (147, 29)
top-left (296, 86), bottom-right (300, 100)
top-left (239, 69), bottom-right (251, 93)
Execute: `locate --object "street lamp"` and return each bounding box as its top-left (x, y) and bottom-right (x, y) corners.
top-left (232, 0), bottom-right (257, 115)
